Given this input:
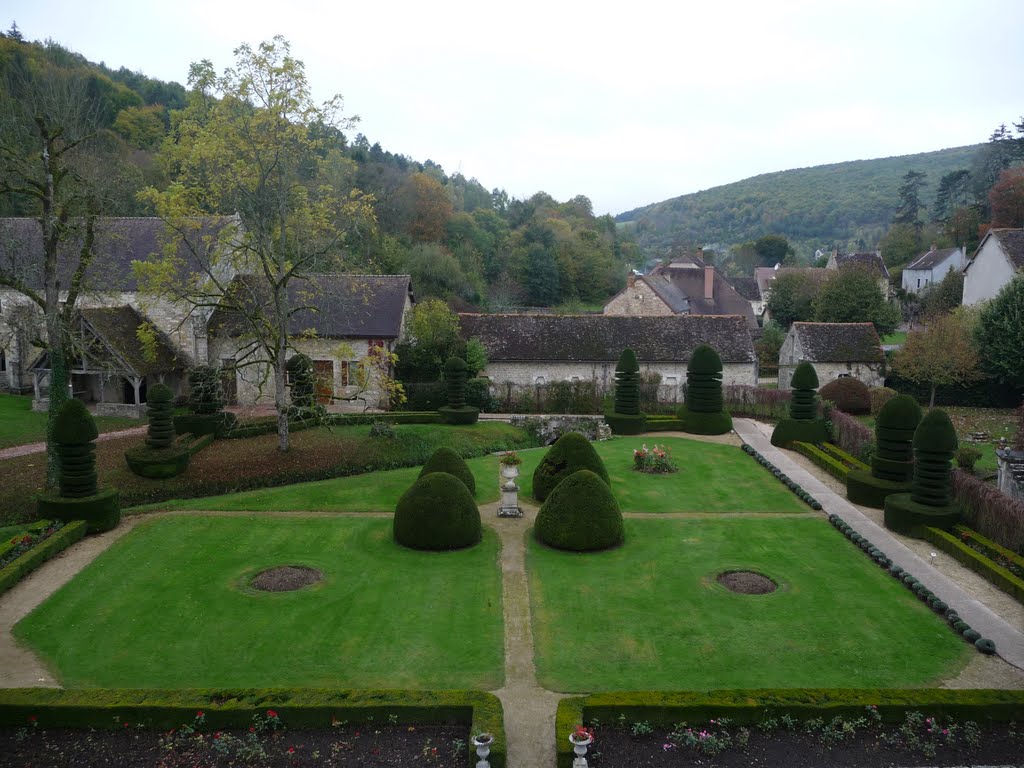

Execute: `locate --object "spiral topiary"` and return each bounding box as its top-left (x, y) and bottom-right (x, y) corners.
top-left (419, 446), bottom-right (476, 495)
top-left (685, 344), bottom-right (723, 413)
top-left (847, 394), bottom-right (922, 507)
top-left (772, 362), bottom-right (828, 446)
top-left (52, 398), bottom-right (99, 498)
top-left (393, 472), bottom-right (482, 550)
top-left (145, 383), bottom-right (176, 449)
top-left (532, 431), bottom-right (610, 502)
top-left (438, 356), bottom-right (479, 424)
top-left (789, 362), bottom-right (819, 420)
top-left (534, 469), bottom-right (624, 552)
top-left (613, 348), bottom-right (640, 416)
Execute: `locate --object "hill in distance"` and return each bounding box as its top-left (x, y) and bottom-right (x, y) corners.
top-left (616, 144), bottom-right (981, 261)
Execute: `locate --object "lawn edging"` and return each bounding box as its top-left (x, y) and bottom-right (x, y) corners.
top-left (923, 526), bottom-right (1024, 605)
top-left (0, 688), bottom-right (504, 767)
top-left (740, 443), bottom-right (822, 510)
top-left (0, 520), bottom-right (88, 596)
top-left (555, 689), bottom-right (1024, 768)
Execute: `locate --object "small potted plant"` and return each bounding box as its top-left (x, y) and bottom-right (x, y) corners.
top-left (569, 724), bottom-right (594, 755)
top-left (472, 732), bottom-right (494, 760)
top-left (499, 451), bottom-right (522, 480)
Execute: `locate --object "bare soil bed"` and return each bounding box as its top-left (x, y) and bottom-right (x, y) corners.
top-left (0, 722), bottom-right (469, 767)
top-left (589, 722), bottom-right (1023, 767)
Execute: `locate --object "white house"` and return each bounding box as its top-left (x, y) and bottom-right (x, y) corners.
top-left (901, 246), bottom-right (965, 295)
top-left (778, 322), bottom-right (885, 390)
top-left (962, 229), bottom-right (1024, 305)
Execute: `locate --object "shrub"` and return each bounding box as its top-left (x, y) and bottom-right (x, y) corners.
top-left (723, 385), bottom-right (791, 420)
top-left (869, 386), bottom-right (898, 415)
top-left (444, 357), bottom-right (469, 408)
top-left (955, 445), bottom-right (982, 472)
top-left (419, 447), bottom-right (476, 496)
top-left (830, 409), bottom-right (874, 459)
top-left (953, 469), bottom-right (1024, 554)
top-left (188, 366), bottom-right (224, 415)
top-left (36, 489), bottom-right (120, 533)
top-left (789, 362), bottom-right (818, 420)
top-left (605, 412), bottom-right (647, 435)
top-left (286, 354), bottom-right (317, 410)
top-left (614, 349), bottom-right (641, 416)
top-left (369, 421), bottom-right (397, 439)
top-left (685, 345), bottom-right (724, 414)
top-left (52, 399), bottom-right (99, 498)
top-left (145, 383), bottom-right (176, 450)
top-left (676, 405), bottom-right (732, 435)
top-left (818, 378), bottom-right (871, 414)
top-left (532, 432), bottom-right (610, 502)
top-left (911, 409), bottom-right (958, 507)
top-left (393, 472), bottom-right (481, 551)
top-left (770, 417), bottom-right (829, 447)
top-left (534, 469), bottom-right (624, 552)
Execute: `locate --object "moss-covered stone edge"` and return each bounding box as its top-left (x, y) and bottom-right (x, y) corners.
top-left (556, 689), bottom-right (1024, 767)
top-left (924, 526), bottom-right (1024, 606)
top-left (739, 443), bottom-right (822, 510)
top-left (0, 521), bottom-right (87, 597)
top-left (827, 513), bottom-right (996, 654)
top-left (0, 688), bottom-right (505, 768)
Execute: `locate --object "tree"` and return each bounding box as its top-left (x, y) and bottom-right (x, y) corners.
top-left (988, 167), bottom-right (1024, 228)
top-left (136, 37), bottom-right (375, 451)
top-left (878, 223), bottom-right (921, 267)
top-left (813, 265), bottom-right (901, 336)
top-left (890, 309), bottom-right (983, 406)
top-left (0, 60), bottom-right (103, 486)
top-left (395, 172), bottom-right (453, 243)
top-left (975, 273), bottom-right (1024, 387)
top-left (765, 272), bottom-right (819, 328)
top-left (525, 242), bottom-right (560, 306)
top-left (893, 170), bottom-right (927, 233)
top-left (394, 297), bottom-right (461, 381)
top-left (918, 268), bottom-right (964, 319)
top-left (755, 319), bottom-right (786, 374)
top-left (932, 169), bottom-right (973, 222)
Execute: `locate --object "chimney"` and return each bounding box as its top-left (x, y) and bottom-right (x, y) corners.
top-left (704, 265), bottom-right (714, 301)
top-left (627, 273), bottom-right (636, 288)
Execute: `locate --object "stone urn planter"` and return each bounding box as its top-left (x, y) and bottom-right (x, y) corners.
top-left (472, 732), bottom-right (493, 766)
top-left (500, 463), bottom-right (520, 481)
top-left (569, 727), bottom-right (593, 766)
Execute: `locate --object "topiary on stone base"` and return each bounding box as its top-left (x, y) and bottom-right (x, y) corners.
top-left (533, 431), bottom-right (610, 502)
top-left (439, 356), bottom-right (479, 425)
top-left (419, 446), bottom-right (476, 496)
top-left (534, 469), bottom-right (624, 552)
top-left (393, 472), bottom-right (482, 551)
top-left (678, 344), bottom-right (731, 435)
top-left (126, 383), bottom-right (191, 479)
top-left (772, 362), bottom-right (828, 446)
top-left (884, 409), bottom-right (961, 537)
top-left (846, 394), bottom-right (922, 507)
top-left (37, 399), bottom-right (120, 533)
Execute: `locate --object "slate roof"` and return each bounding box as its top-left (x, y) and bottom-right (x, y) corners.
top-left (643, 258), bottom-right (758, 329)
top-left (727, 276), bottom-right (761, 301)
top-left (791, 322), bottom-right (883, 363)
top-left (834, 251), bottom-right (890, 280)
top-left (989, 229), bottom-right (1024, 271)
top-left (458, 313), bottom-right (756, 364)
top-left (906, 247), bottom-right (960, 272)
top-left (0, 216), bottom-right (241, 292)
top-left (209, 274), bottom-right (413, 339)
top-left (79, 306), bottom-right (182, 375)
top-left (754, 266), bottom-right (830, 295)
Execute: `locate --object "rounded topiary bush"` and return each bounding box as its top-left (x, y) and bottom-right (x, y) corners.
top-left (419, 446), bottom-right (476, 496)
top-left (818, 377), bottom-right (871, 415)
top-left (788, 362), bottom-right (818, 420)
top-left (393, 472), bottom-right (481, 551)
top-left (534, 469), bottom-right (624, 552)
top-left (613, 348), bottom-right (641, 416)
top-left (145, 383), bottom-right (176, 449)
top-left (532, 431), bottom-right (610, 502)
top-left (869, 386), bottom-right (898, 415)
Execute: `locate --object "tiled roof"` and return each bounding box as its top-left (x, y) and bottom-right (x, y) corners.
top-left (791, 322), bottom-right (883, 363)
top-left (209, 274), bottom-right (412, 339)
top-left (459, 313), bottom-right (756, 364)
top-left (906, 247), bottom-right (960, 271)
top-left (727, 276), bottom-right (761, 301)
top-left (754, 266), bottom-right (830, 295)
top-left (645, 262), bottom-right (758, 329)
top-left (991, 229), bottom-right (1024, 271)
top-left (0, 216), bottom-right (241, 292)
top-left (835, 252), bottom-right (890, 280)
top-left (79, 306), bottom-right (182, 375)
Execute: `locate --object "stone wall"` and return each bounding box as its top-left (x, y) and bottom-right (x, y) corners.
top-left (602, 280), bottom-right (674, 315)
top-left (996, 449), bottom-right (1024, 501)
top-left (779, 361), bottom-right (884, 390)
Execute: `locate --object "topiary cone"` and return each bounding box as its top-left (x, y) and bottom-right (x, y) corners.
top-left (789, 362), bottom-right (818, 420)
top-left (394, 471), bottom-right (481, 550)
top-left (419, 446), bottom-right (476, 495)
top-left (444, 357), bottom-right (469, 408)
top-left (52, 399), bottom-right (99, 498)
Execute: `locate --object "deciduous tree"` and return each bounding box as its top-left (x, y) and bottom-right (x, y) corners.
top-left (988, 167), bottom-right (1024, 228)
top-left (765, 272), bottom-right (818, 328)
top-left (975, 273), bottom-right (1024, 387)
top-left (891, 308), bottom-right (983, 407)
top-left (813, 264), bottom-right (901, 336)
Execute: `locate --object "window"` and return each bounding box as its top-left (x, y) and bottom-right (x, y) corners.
top-left (535, 376), bottom-right (546, 385)
top-left (340, 360), bottom-right (350, 387)
top-left (571, 376), bottom-right (580, 383)
top-left (665, 376), bottom-right (678, 386)
top-left (0, 349), bottom-right (6, 372)
top-left (916, 278), bottom-right (921, 288)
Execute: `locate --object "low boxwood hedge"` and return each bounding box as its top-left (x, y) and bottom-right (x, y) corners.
top-left (223, 411), bottom-right (441, 439)
top-left (643, 416), bottom-right (685, 432)
top-left (438, 405), bottom-right (480, 425)
top-left (792, 442), bottom-right (850, 482)
top-left (36, 488), bottom-right (120, 533)
top-left (0, 688), bottom-right (505, 768)
top-left (770, 417), bottom-right (829, 447)
top-left (676, 405), bottom-right (732, 436)
top-left (0, 520), bottom-right (87, 596)
top-left (884, 493), bottom-right (960, 537)
top-left (604, 412), bottom-right (647, 435)
top-left (924, 526), bottom-right (1024, 605)
top-left (846, 469), bottom-right (911, 509)
top-left (817, 443), bottom-right (870, 472)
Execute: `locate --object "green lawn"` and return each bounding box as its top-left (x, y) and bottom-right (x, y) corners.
top-left (15, 516), bottom-right (504, 689)
top-left (881, 331), bottom-right (907, 345)
top-left (0, 393), bottom-right (141, 450)
top-left (150, 437), bottom-right (804, 515)
top-left (529, 517), bottom-right (970, 691)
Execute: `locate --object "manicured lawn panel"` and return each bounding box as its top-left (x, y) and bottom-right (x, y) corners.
top-left (529, 517), bottom-right (970, 691)
top-left (0, 393), bottom-right (140, 450)
top-left (15, 516), bottom-right (504, 689)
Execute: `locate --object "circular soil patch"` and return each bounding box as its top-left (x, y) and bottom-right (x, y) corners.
top-left (250, 565), bottom-right (323, 593)
top-left (717, 570), bottom-right (777, 595)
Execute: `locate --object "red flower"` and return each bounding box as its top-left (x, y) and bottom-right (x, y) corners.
top-left (214, 732), bottom-right (222, 739)
top-left (287, 747), bottom-right (295, 754)
top-left (267, 709), bottom-right (278, 718)
top-left (27, 715), bottom-right (37, 723)
top-left (196, 710), bottom-right (204, 718)
top-left (123, 722), bottom-right (129, 728)
top-left (249, 726), bottom-right (255, 733)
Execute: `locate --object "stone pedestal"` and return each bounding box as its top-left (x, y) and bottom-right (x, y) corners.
top-left (498, 481), bottom-right (522, 518)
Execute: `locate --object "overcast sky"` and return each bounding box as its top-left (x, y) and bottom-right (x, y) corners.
top-left (7, 1), bottom-right (1024, 215)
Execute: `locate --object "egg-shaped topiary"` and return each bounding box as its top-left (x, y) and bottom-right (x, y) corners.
top-left (444, 356), bottom-right (469, 408)
top-left (818, 377), bottom-right (871, 415)
top-left (790, 361), bottom-right (819, 390)
top-left (393, 472), bottom-right (482, 550)
top-left (688, 344), bottom-right (723, 375)
top-left (534, 469), bottom-right (624, 552)
top-left (878, 394), bottom-right (923, 433)
top-left (913, 408), bottom-right (959, 454)
top-left (685, 345), bottom-right (724, 414)
top-left (532, 431), bottom-right (610, 502)
top-left (788, 362), bottom-right (819, 421)
top-left (419, 446), bottom-right (476, 495)
top-left (52, 398), bottom-right (99, 444)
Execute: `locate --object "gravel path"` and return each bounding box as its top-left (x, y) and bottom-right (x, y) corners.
top-left (0, 426), bottom-right (147, 461)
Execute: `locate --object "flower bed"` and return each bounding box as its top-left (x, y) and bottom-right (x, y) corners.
top-left (923, 525), bottom-right (1024, 604)
top-left (632, 444), bottom-right (678, 474)
top-left (0, 520), bottom-right (88, 596)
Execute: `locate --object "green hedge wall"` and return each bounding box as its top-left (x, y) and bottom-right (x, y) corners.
top-left (792, 442), bottom-right (851, 482)
top-left (555, 689), bottom-right (1024, 767)
top-left (604, 412), bottom-right (647, 435)
top-left (770, 417), bottom-right (829, 447)
top-left (643, 417), bottom-right (686, 432)
top-left (0, 521), bottom-right (87, 596)
top-left (924, 526), bottom-right (1024, 605)
top-left (0, 688), bottom-right (505, 768)
top-left (846, 469), bottom-right (911, 509)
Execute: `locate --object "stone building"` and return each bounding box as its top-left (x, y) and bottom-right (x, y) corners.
top-left (459, 313), bottom-right (757, 404)
top-left (962, 229), bottom-right (1024, 305)
top-left (901, 245), bottom-right (965, 295)
top-left (778, 322), bottom-right (884, 390)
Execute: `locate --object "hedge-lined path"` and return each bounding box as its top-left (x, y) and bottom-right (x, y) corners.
top-left (485, 499), bottom-right (568, 768)
top-left (0, 425), bottom-right (147, 461)
top-left (733, 418), bottom-right (1024, 674)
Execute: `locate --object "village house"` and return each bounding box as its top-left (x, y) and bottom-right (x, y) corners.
top-left (603, 251), bottom-right (758, 330)
top-left (901, 245), bottom-right (966, 295)
top-left (459, 313), bottom-right (757, 404)
top-left (827, 250), bottom-right (891, 298)
top-left (778, 322), bottom-right (885, 390)
top-left (962, 228), bottom-right (1024, 305)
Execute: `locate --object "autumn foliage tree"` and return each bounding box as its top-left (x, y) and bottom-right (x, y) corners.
top-left (890, 308), bottom-right (983, 407)
top-left (988, 167), bottom-right (1024, 228)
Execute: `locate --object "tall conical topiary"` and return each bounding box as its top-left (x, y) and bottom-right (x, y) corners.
top-left (438, 356), bottom-right (479, 424)
top-left (847, 394), bottom-right (923, 507)
top-left (145, 383), bottom-right (176, 449)
top-left (677, 344), bottom-right (732, 435)
top-left (532, 431), bottom-right (610, 502)
top-left (614, 349), bottom-right (640, 415)
top-left (884, 408), bottom-right (961, 536)
top-left (535, 469), bottom-right (624, 552)
top-left (39, 398), bottom-right (121, 532)
top-left (771, 361), bottom-right (829, 446)
top-left (789, 362), bottom-right (818, 420)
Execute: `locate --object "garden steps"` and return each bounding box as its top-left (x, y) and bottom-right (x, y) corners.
top-left (733, 419), bottom-right (1024, 673)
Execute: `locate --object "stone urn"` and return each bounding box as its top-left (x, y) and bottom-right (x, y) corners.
top-left (500, 463), bottom-right (520, 481)
top-left (472, 733), bottom-right (493, 767)
top-left (569, 731), bottom-right (593, 766)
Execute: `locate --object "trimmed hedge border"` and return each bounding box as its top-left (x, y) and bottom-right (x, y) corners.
top-left (792, 441), bottom-right (850, 482)
top-left (0, 520), bottom-right (87, 596)
top-left (0, 519), bottom-right (52, 560)
top-left (826, 513), bottom-right (995, 655)
top-left (555, 688), bottom-right (1024, 767)
top-left (924, 526), bottom-right (1024, 605)
top-left (604, 412), bottom-right (647, 435)
top-left (0, 688), bottom-right (505, 768)
top-left (740, 443), bottom-right (822, 510)
top-left (817, 442), bottom-right (870, 472)
top-left (642, 416), bottom-right (685, 432)
top-left (222, 411), bottom-right (442, 439)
